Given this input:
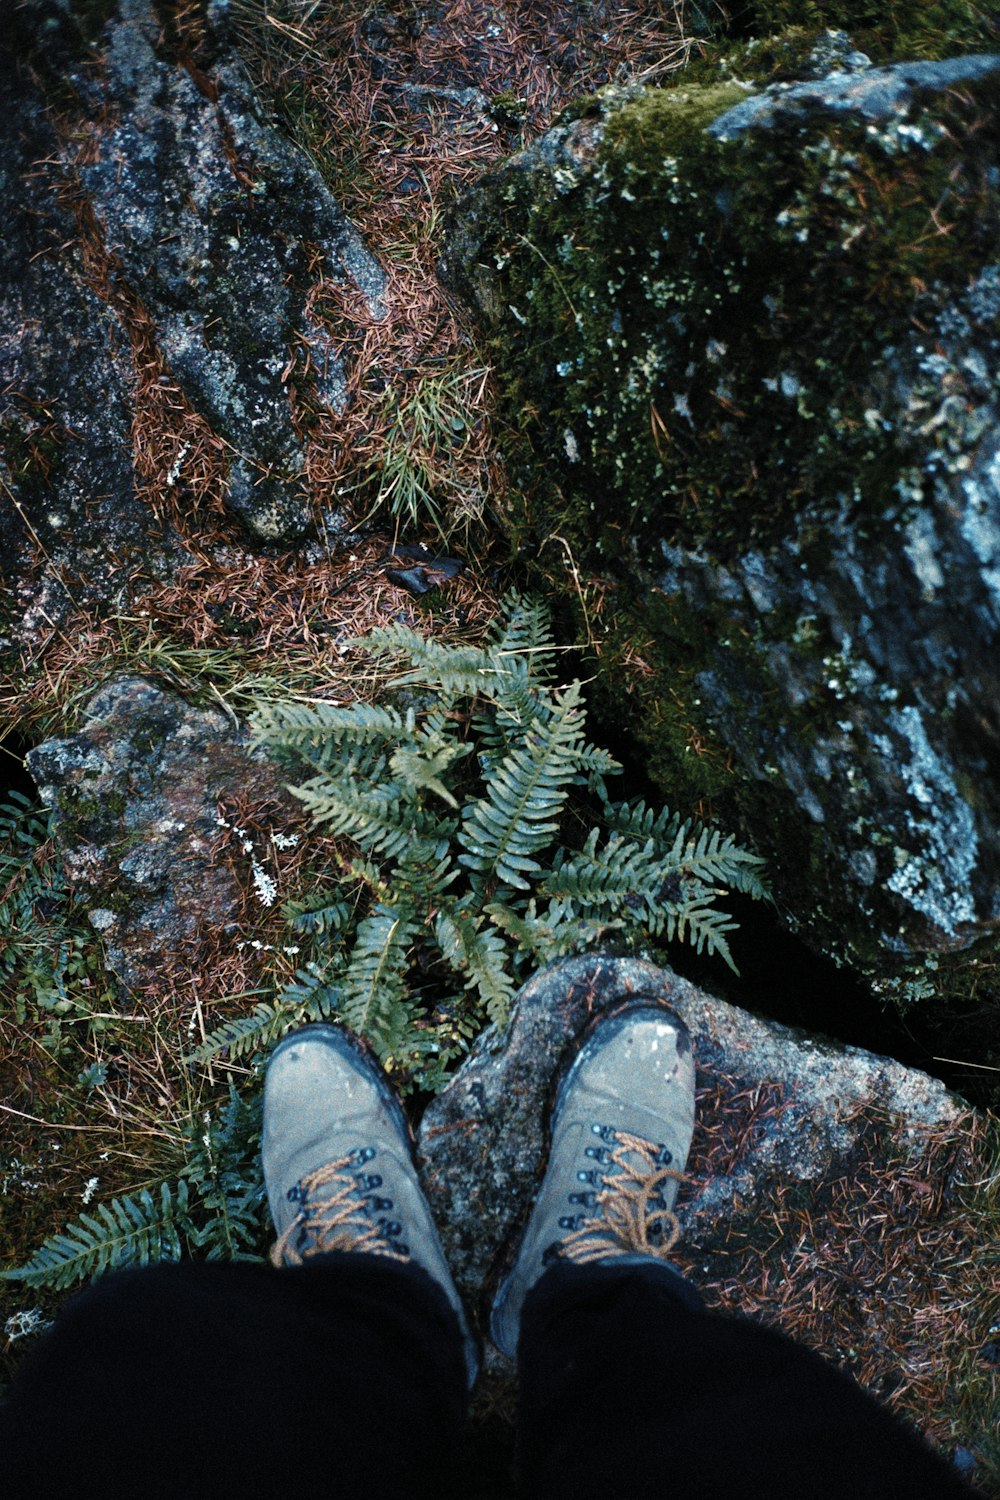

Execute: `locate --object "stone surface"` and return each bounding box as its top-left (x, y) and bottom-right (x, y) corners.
top-left (440, 49), bottom-right (1000, 999)
top-left (25, 677), bottom-right (296, 994)
top-left (0, 30), bottom-right (178, 652)
top-left (419, 953), bottom-right (990, 1473)
top-left (418, 953), bottom-right (965, 1308)
top-left (76, 0), bottom-right (385, 542)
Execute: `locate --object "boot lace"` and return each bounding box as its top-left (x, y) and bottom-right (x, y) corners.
top-left (271, 1148), bottom-right (411, 1268)
top-left (552, 1126), bottom-right (685, 1264)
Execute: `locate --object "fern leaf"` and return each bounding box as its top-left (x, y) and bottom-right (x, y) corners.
top-left (434, 905), bottom-right (516, 1025)
top-left (389, 732), bottom-right (472, 808)
top-left (252, 699), bottom-right (410, 751)
top-left (670, 824), bottom-right (769, 898)
top-left (542, 829), bottom-right (656, 910)
top-left (285, 890), bottom-right (353, 937)
top-left (187, 1002), bottom-right (284, 1063)
top-left (0, 1182), bottom-right (187, 1291)
top-left (457, 682), bottom-right (586, 890)
top-left (189, 966), bottom-right (343, 1063)
top-left (290, 775), bottom-right (451, 860)
top-left (601, 798), bottom-right (686, 850)
top-left (663, 897), bottom-right (740, 972)
top-left (489, 591), bottom-right (555, 667)
top-left (359, 624), bottom-right (498, 701)
top-left (339, 901), bottom-right (418, 1055)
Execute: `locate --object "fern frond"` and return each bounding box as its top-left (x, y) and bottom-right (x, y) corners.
top-left (359, 624), bottom-right (498, 701)
top-left (0, 1182), bottom-right (187, 1290)
top-left (485, 897), bottom-right (620, 962)
top-left (184, 1188), bottom-right (264, 1261)
top-left (434, 906), bottom-right (516, 1025)
top-left (489, 591), bottom-right (555, 667)
top-left (542, 829), bottom-right (656, 910)
top-left (285, 891), bottom-right (353, 936)
top-left (339, 901), bottom-right (419, 1055)
top-left (670, 825), bottom-right (769, 898)
top-left (181, 1089), bottom-right (266, 1261)
top-left (188, 1002), bottom-right (285, 1062)
top-left (277, 964), bottom-right (344, 1008)
top-left (482, 898), bottom-right (549, 956)
top-left (601, 798), bottom-right (686, 849)
top-left (457, 683), bottom-right (587, 890)
top-left (389, 732), bottom-right (472, 808)
top-left (252, 700), bottom-right (411, 751)
top-left (662, 897), bottom-right (739, 971)
top-left (190, 964), bottom-right (343, 1062)
top-left (289, 775), bottom-right (452, 860)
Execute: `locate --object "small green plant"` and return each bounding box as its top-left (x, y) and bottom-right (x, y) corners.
top-left (197, 594), bottom-right (767, 1087)
top-left (0, 790), bottom-right (110, 1028)
top-left (360, 362), bottom-right (490, 536)
top-left (1, 1088), bottom-right (266, 1291)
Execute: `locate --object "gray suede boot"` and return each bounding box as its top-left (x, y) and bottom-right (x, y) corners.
top-left (490, 1001), bottom-right (695, 1359)
top-left (263, 1024), bottom-right (478, 1385)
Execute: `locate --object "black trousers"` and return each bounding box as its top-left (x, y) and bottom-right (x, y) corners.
top-left (0, 1254), bottom-right (973, 1499)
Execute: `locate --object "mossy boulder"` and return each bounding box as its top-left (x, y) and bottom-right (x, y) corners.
top-left (441, 48), bottom-right (1000, 1000)
top-left (691, 0), bottom-right (998, 64)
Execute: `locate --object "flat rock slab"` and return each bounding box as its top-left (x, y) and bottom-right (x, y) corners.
top-left (422, 956), bottom-right (991, 1464)
top-left (418, 950), bottom-right (968, 1315)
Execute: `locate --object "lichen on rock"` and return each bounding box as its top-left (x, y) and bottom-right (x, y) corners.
top-left (441, 46), bottom-right (1000, 996)
top-left (0, 27), bottom-right (179, 653)
top-left (26, 676), bottom-right (296, 994)
top-left (77, 0), bottom-right (386, 542)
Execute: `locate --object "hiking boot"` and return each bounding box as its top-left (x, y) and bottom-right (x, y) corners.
top-left (263, 1023), bottom-right (478, 1384)
top-left (489, 1001), bottom-right (695, 1359)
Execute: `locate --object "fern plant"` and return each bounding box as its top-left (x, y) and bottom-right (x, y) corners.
top-left (2, 1088), bottom-right (267, 1291)
top-left (1, 790), bottom-right (73, 1017)
top-left (197, 594), bottom-right (766, 1088)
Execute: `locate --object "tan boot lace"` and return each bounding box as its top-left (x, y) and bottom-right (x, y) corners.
top-left (558, 1129), bottom-right (685, 1264)
top-left (271, 1154), bottom-right (411, 1268)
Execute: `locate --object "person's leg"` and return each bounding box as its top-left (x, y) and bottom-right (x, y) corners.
top-left (488, 994), bottom-right (974, 1498)
top-left (3, 1024), bottom-right (475, 1500)
top-left (517, 1257), bottom-right (975, 1499)
top-left (1, 1251), bottom-right (467, 1500)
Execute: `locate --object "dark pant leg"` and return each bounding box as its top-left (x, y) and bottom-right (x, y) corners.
top-left (516, 1260), bottom-right (974, 1500)
top-left (0, 1252), bottom-right (467, 1500)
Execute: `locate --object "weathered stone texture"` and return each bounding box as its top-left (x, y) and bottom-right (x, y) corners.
top-left (26, 677), bottom-right (296, 993)
top-left (441, 49), bottom-right (1000, 994)
top-left (0, 34), bottom-right (175, 649)
top-left (418, 954), bottom-right (965, 1303)
top-left (77, 0), bottom-right (386, 542)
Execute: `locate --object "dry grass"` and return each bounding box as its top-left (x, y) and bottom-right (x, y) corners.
top-left (673, 1072), bottom-right (1000, 1475)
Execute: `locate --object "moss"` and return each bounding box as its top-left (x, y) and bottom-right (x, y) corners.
top-left (580, 586), bottom-right (737, 813)
top-left (485, 74), bottom-right (998, 566)
top-left (699, 0), bottom-right (999, 62)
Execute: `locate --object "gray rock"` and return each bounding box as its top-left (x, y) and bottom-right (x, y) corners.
top-left (26, 677), bottom-right (296, 994)
top-left (439, 53), bottom-right (1000, 996)
top-left (418, 954), bottom-right (965, 1311)
top-left (420, 955), bottom-right (989, 1466)
top-left (76, 0), bottom-right (386, 542)
top-left (0, 37), bottom-right (178, 649)
top-left (709, 53), bottom-right (1000, 136)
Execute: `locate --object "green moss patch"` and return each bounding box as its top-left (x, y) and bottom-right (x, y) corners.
top-left (461, 70), bottom-right (998, 566)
